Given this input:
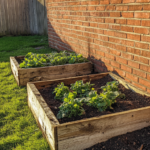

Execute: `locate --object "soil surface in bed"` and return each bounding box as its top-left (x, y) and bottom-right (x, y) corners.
top-left (85, 125), bottom-right (150, 150)
top-left (15, 57), bottom-right (24, 64)
top-left (39, 75), bottom-right (150, 124)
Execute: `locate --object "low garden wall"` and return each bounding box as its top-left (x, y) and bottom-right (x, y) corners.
top-left (46, 0), bottom-right (150, 92)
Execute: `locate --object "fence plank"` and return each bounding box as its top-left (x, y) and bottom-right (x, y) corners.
top-left (11, 0), bottom-right (16, 35)
top-left (0, 2), bottom-right (2, 36)
top-left (43, 0), bottom-right (48, 35)
top-left (0, 0), bottom-right (47, 36)
top-left (3, 0), bottom-right (9, 35)
top-left (0, 0), bottom-right (6, 35)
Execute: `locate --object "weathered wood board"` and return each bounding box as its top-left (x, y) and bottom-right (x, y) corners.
top-left (0, 0), bottom-right (47, 36)
top-left (10, 56), bottom-right (93, 86)
top-left (27, 72), bottom-right (150, 150)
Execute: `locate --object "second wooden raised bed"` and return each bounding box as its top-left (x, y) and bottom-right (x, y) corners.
top-left (10, 56), bottom-right (93, 86)
top-left (27, 73), bottom-right (150, 150)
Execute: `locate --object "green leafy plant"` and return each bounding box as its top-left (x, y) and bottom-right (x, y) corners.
top-left (63, 92), bottom-right (77, 102)
top-left (57, 98), bottom-right (85, 119)
top-left (87, 90), bottom-right (120, 111)
top-left (70, 80), bottom-right (94, 97)
top-left (54, 80), bottom-right (124, 119)
top-left (101, 81), bottom-right (119, 92)
top-left (53, 82), bottom-right (69, 101)
top-left (87, 81), bottom-right (121, 111)
top-left (68, 56), bottom-right (76, 64)
top-left (50, 56), bottom-right (68, 65)
top-left (20, 51), bottom-right (88, 68)
top-left (76, 54), bottom-right (88, 63)
top-left (20, 52), bottom-right (47, 68)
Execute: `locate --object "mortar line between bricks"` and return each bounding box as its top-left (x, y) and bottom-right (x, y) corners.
top-left (48, 19), bottom-right (145, 29)
top-left (49, 14), bottom-right (150, 21)
top-left (49, 20), bottom-right (150, 38)
top-left (48, 13), bottom-right (150, 20)
top-left (49, 26), bottom-right (150, 52)
top-left (48, 18), bottom-right (146, 28)
top-left (48, 2), bottom-right (150, 6)
top-left (48, 16), bottom-right (150, 25)
top-left (49, 10), bottom-right (150, 13)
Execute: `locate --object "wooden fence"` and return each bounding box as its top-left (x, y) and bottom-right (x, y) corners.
top-left (0, 0), bottom-right (48, 36)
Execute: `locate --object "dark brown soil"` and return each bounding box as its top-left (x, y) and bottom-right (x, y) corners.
top-left (39, 75), bottom-right (150, 124)
top-left (15, 57), bottom-right (24, 64)
top-left (85, 126), bottom-right (150, 150)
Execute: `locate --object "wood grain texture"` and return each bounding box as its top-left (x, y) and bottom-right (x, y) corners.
top-left (0, 0), bottom-right (6, 35)
top-left (34, 72), bottom-right (108, 89)
top-left (10, 57), bottom-right (20, 85)
top-left (57, 107), bottom-right (150, 150)
top-left (0, 0), bottom-right (47, 35)
top-left (10, 56), bottom-right (93, 86)
top-left (27, 72), bottom-right (150, 150)
top-left (27, 83), bottom-right (59, 150)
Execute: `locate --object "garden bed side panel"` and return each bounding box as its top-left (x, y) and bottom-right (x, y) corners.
top-left (27, 83), bottom-right (59, 150)
top-left (19, 62), bottom-right (93, 86)
top-left (57, 107), bottom-right (150, 150)
top-left (34, 73), bottom-right (109, 90)
top-left (109, 72), bottom-right (150, 97)
top-left (10, 56), bottom-right (93, 86)
top-left (10, 57), bottom-right (20, 85)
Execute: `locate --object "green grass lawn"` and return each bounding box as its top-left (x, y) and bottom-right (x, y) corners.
top-left (0, 35), bottom-right (54, 150)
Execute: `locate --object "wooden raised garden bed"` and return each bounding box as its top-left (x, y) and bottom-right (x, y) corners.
top-left (27, 72), bottom-right (150, 150)
top-left (10, 56), bottom-right (93, 86)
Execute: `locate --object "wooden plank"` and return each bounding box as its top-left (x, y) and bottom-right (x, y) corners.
top-left (2, 0), bottom-right (7, 35)
top-left (0, 0), bottom-right (6, 35)
top-left (6, 0), bottom-right (11, 34)
top-left (11, 0), bottom-right (16, 35)
top-left (22, 0), bottom-right (25, 34)
top-left (6, 0), bottom-right (10, 35)
top-left (0, 1), bottom-right (2, 36)
top-left (36, 0), bottom-right (41, 34)
top-left (0, 0), bottom-right (47, 35)
top-left (10, 57), bottom-right (20, 85)
top-left (34, 72), bottom-right (109, 89)
top-left (19, 70), bottom-right (92, 86)
top-left (0, 0), bottom-right (4, 35)
top-left (18, 0), bottom-right (23, 34)
top-left (43, 0), bottom-right (48, 35)
top-left (37, 0), bottom-right (43, 35)
top-left (57, 106), bottom-right (150, 150)
top-left (3, 0), bottom-right (9, 35)
top-left (27, 83), bottom-right (59, 150)
top-left (31, 0), bottom-right (36, 34)
top-left (25, 0), bottom-right (30, 34)
top-left (16, 0), bottom-right (21, 35)
top-left (22, 0), bottom-right (30, 35)
top-left (28, 0), bottom-right (33, 34)
top-left (13, 0), bottom-right (17, 35)
top-left (19, 62), bottom-right (93, 77)
top-left (7, 0), bottom-right (13, 35)
top-left (109, 72), bottom-right (150, 97)
top-left (33, 0), bottom-right (39, 34)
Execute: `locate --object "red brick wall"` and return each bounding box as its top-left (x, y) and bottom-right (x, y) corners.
top-left (46, 0), bottom-right (150, 92)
